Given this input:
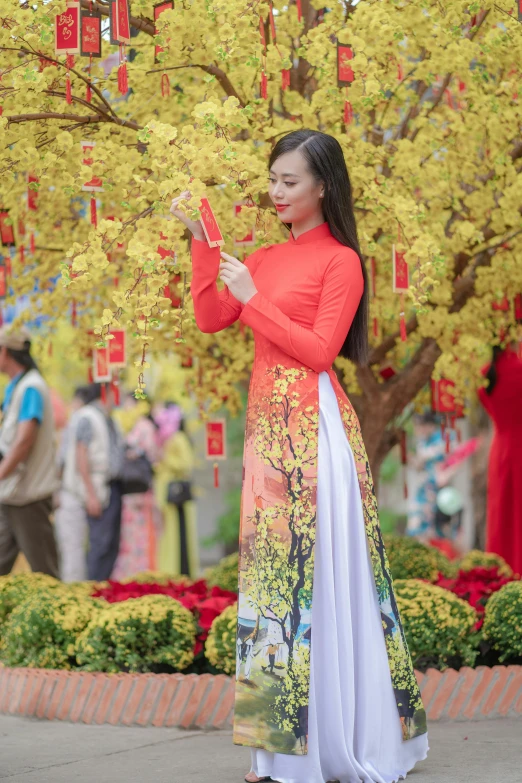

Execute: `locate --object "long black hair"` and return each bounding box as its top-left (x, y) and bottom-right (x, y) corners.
top-left (484, 345), bottom-right (504, 395)
top-left (268, 129), bottom-right (369, 366)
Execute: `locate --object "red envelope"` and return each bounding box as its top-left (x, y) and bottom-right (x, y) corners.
top-left (81, 140), bottom-right (103, 192)
top-left (55, 1), bottom-right (81, 55)
top-left (81, 11), bottom-right (102, 57)
top-left (205, 420), bottom-right (227, 459)
top-left (0, 266), bottom-right (6, 298)
top-left (93, 345), bottom-right (112, 382)
top-left (233, 203), bottom-right (255, 247)
top-left (392, 244), bottom-right (409, 293)
top-left (116, 0), bottom-right (131, 43)
top-left (199, 198), bottom-right (224, 248)
top-left (108, 329), bottom-right (126, 367)
top-left (337, 42), bottom-right (354, 87)
top-left (154, 1), bottom-right (174, 62)
top-left (0, 211), bottom-right (15, 247)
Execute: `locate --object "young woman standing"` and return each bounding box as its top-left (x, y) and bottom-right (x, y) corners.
top-left (171, 130), bottom-right (428, 783)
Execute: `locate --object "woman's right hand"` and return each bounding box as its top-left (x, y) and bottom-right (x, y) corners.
top-left (170, 191), bottom-right (205, 242)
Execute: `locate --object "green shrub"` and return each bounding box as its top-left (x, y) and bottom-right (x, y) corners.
top-left (0, 572), bottom-right (62, 628)
top-left (395, 578), bottom-right (478, 670)
top-left (482, 581), bottom-right (522, 662)
top-left (75, 595), bottom-right (196, 673)
top-left (0, 591), bottom-right (99, 669)
top-left (459, 550), bottom-right (513, 578)
top-left (383, 534), bottom-right (455, 582)
top-left (205, 552), bottom-right (239, 593)
top-left (205, 602), bottom-right (237, 675)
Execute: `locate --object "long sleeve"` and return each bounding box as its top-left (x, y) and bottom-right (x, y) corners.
top-left (240, 248), bottom-right (364, 373)
top-left (191, 237), bottom-right (264, 333)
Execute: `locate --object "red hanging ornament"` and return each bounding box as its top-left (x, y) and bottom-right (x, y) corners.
top-left (118, 44), bottom-right (128, 95)
top-left (261, 71), bottom-right (268, 99)
top-left (296, 0), bottom-right (302, 21)
top-left (71, 299), bottom-right (77, 327)
top-left (65, 54), bottom-right (75, 104)
top-left (19, 245), bottom-right (25, 266)
top-left (344, 99), bottom-right (353, 125)
top-left (281, 68), bottom-right (291, 90)
top-left (213, 462), bottom-right (220, 488)
top-left (86, 83), bottom-right (92, 102)
top-left (161, 72), bottom-right (170, 97)
top-left (30, 232), bottom-right (35, 253)
top-left (269, 2), bottom-right (277, 43)
top-left (397, 61), bottom-right (403, 82)
top-left (90, 195), bottom-right (97, 227)
top-left (399, 293), bottom-right (407, 341)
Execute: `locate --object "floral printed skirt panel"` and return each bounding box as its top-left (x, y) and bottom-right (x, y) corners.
top-left (233, 351), bottom-right (427, 756)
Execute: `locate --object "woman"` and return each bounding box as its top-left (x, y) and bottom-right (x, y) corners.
top-left (112, 395), bottom-right (161, 580)
top-left (154, 404), bottom-right (199, 578)
top-left (171, 130), bottom-right (428, 783)
top-left (478, 344), bottom-right (522, 575)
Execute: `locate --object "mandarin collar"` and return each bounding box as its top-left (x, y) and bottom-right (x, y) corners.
top-left (288, 222), bottom-right (333, 245)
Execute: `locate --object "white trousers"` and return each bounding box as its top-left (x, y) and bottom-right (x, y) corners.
top-left (250, 373), bottom-right (429, 783)
top-left (54, 489), bottom-right (88, 582)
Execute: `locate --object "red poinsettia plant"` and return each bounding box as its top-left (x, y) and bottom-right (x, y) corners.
top-left (435, 567), bottom-right (515, 630)
top-left (91, 579), bottom-right (237, 658)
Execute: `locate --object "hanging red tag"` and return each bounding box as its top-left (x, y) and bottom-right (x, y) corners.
top-left (116, 0), bottom-right (131, 43)
top-left (109, 1), bottom-right (119, 45)
top-left (93, 345), bottom-right (112, 382)
top-left (281, 68), bottom-right (291, 90)
top-left (161, 72), bottom-right (170, 96)
top-left (80, 10), bottom-right (102, 57)
top-left (296, 0), bottom-right (302, 21)
top-left (336, 41), bottom-right (355, 86)
top-left (90, 195), bottom-right (97, 227)
top-left (108, 329), bottom-right (127, 367)
top-left (28, 174), bottom-right (39, 211)
top-left (118, 44), bottom-right (128, 95)
top-left (269, 2), bottom-right (277, 43)
top-left (397, 60), bottom-right (403, 82)
top-left (81, 140), bottom-right (103, 193)
top-left (259, 16), bottom-right (267, 49)
top-left (0, 266), bottom-right (6, 299)
top-left (154, 1), bottom-right (174, 62)
top-left (30, 232), bottom-right (35, 254)
top-left (199, 198), bottom-right (224, 248)
top-left (392, 244), bottom-right (409, 292)
top-left (260, 71), bottom-right (268, 99)
top-left (19, 245), bottom-right (25, 266)
top-left (71, 299), bottom-right (77, 327)
top-left (233, 202), bottom-right (256, 247)
top-left (0, 211), bottom-right (15, 246)
top-left (86, 82), bottom-right (92, 102)
top-left (55, 1), bottom-right (81, 56)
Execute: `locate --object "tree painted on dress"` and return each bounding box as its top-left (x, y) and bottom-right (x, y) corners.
top-left (2, 1), bottom-right (521, 464)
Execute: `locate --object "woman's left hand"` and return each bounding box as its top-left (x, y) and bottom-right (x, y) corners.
top-left (219, 252), bottom-right (258, 305)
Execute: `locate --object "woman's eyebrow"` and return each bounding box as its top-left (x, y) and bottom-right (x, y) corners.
top-left (269, 170), bottom-right (301, 178)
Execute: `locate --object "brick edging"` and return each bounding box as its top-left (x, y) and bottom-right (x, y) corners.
top-left (0, 666), bottom-right (520, 727)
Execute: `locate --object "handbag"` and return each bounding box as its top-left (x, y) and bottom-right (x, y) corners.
top-left (167, 479), bottom-right (193, 506)
top-left (120, 450), bottom-right (153, 495)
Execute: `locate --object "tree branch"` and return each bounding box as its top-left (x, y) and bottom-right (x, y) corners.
top-left (146, 63), bottom-right (245, 107)
top-left (7, 111), bottom-right (142, 131)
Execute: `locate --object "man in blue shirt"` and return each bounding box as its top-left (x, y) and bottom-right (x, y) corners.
top-left (0, 326), bottom-right (58, 576)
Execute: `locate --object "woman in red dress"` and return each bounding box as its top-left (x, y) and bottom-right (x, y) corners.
top-left (478, 344), bottom-right (522, 575)
top-left (170, 130), bottom-right (428, 783)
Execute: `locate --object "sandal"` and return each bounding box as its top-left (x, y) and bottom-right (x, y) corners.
top-left (244, 776), bottom-right (271, 783)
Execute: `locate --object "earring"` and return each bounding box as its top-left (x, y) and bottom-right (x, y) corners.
top-left (320, 192), bottom-right (324, 198)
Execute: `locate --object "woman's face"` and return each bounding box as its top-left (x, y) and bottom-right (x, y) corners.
top-left (268, 149), bottom-right (324, 226)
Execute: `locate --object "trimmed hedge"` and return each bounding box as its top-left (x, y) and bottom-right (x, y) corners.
top-left (0, 591), bottom-right (99, 669)
top-left (205, 602), bottom-right (237, 675)
top-left (395, 578), bottom-right (478, 670)
top-left (205, 552), bottom-right (239, 593)
top-left (75, 594), bottom-right (196, 673)
top-left (482, 581), bottom-right (522, 662)
top-left (383, 534), bottom-right (455, 582)
top-left (459, 550), bottom-right (513, 579)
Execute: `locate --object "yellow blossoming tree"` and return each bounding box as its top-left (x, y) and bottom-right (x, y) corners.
top-left (1, 0), bottom-right (521, 472)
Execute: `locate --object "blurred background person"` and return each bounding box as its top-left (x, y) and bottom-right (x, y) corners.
top-left (54, 385), bottom-right (92, 581)
top-left (112, 394), bottom-right (161, 580)
top-left (154, 403), bottom-right (199, 577)
top-left (0, 326), bottom-right (59, 577)
top-left (407, 412), bottom-right (446, 542)
top-left (62, 382), bottom-right (124, 581)
top-left (478, 343), bottom-right (522, 575)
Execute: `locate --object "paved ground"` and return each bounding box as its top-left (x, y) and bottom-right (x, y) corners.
top-left (0, 715), bottom-right (519, 782)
